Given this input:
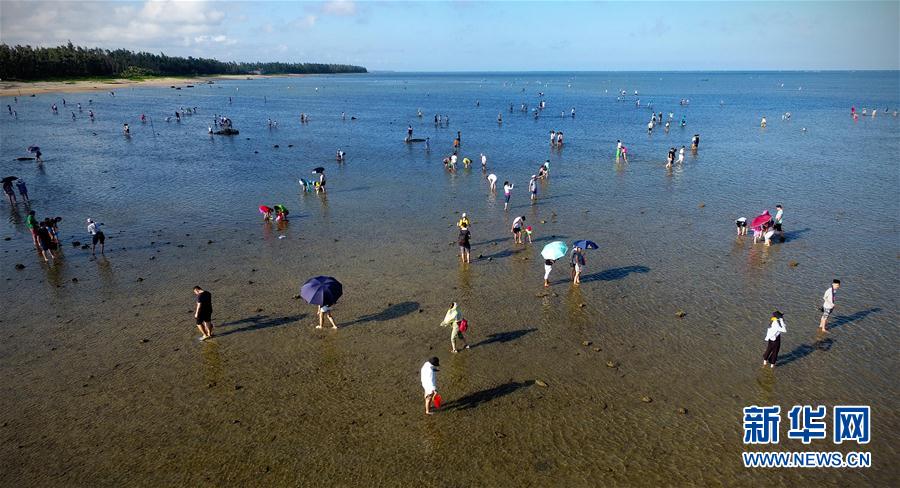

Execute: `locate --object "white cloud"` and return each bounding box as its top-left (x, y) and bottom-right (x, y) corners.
top-left (0, 0), bottom-right (231, 51)
top-left (321, 0), bottom-right (356, 16)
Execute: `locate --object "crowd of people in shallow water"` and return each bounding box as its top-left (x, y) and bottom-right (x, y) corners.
top-left (5, 85), bottom-right (887, 416)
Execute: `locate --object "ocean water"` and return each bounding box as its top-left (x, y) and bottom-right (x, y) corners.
top-left (0, 72), bottom-right (898, 486)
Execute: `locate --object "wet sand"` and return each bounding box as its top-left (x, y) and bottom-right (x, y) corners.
top-left (0, 74), bottom-right (305, 97)
top-left (0, 72), bottom-right (897, 486)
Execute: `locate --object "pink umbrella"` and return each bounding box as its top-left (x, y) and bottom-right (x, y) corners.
top-left (750, 211), bottom-right (772, 229)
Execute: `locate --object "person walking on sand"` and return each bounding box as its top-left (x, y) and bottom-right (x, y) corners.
top-left (87, 218), bottom-right (105, 256)
top-left (543, 259), bottom-right (555, 287)
top-left (35, 221), bottom-right (56, 263)
top-left (819, 279), bottom-right (841, 333)
top-left (3, 178), bottom-right (16, 205)
top-left (528, 175), bottom-right (538, 203)
top-left (317, 304), bottom-right (338, 329)
top-left (458, 224), bottom-right (471, 263)
top-left (193, 286), bottom-right (214, 340)
top-left (762, 311), bottom-right (786, 368)
top-left (421, 357), bottom-right (440, 415)
top-left (511, 215), bottom-right (525, 244)
top-left (572, 247), bottom-right (586, 284)
top-left (440, 302), bottom-right (469, 353)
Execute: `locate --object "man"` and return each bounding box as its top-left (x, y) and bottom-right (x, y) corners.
top-left (528, 175), bottom-right (538, 202)
top-left (86, 218), bottom-right (105, 255)
top-left (193, 286), bottom-right (214, 340)
top-left (420, 357), bottom-right (440, 415)
top-left (819, 280), bottom-right (841, 333)
top-left (2, 178), bottom-right (16, 205)
top-left (774, 204), bottom-right (784, 241)
top-left (458, 224), bottom-right (471, 264)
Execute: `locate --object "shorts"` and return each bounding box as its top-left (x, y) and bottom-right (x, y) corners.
top-left (821, 308), bottom-right (833, 321)
top-left (459, 244), bottom-right (470, 252)
top-left (774, 223), bottom-right (782, 232)
top-left (513, 227), bottom-right (521, 234)
top-left (505, 194), bottom-right (511, 203)
top-left (196, 311), bottom-right (212, 324)
top-left (735, 220), bottom-right (747, 228)
top-left (92, 232), bottom-right (105, 244)
top-left (3, 188), bottom-right (12, 196)
top-left (575, 264), bottom-right (583, 273)
top-left (39, 240), bottom-right (51, 251)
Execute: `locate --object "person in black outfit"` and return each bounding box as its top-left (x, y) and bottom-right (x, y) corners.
top-left (193, 286), bottom-right (214, 340)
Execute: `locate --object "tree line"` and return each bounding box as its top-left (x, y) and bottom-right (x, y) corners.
top-left (0, 43), bottom-right (367, 80)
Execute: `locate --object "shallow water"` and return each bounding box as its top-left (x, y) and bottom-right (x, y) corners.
top-left (1, 72), bottom-right (898, 486)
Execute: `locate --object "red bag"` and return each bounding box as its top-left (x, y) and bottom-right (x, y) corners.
top-left (458, 319), bottom-right (468, 333)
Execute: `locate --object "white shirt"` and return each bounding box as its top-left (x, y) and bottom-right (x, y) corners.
top-left (823, 286), bottom-right (836, 309)
top-left (87, 222), bottom-right (101, 235)
top-left (765, 319), bottom-right (786, 341)
top-left (544, 263), bottom-right (553, 279)
top-left (504, 183), bottom-right (513, 195)
top-left (487, 174), bottom-right (497, 183)
top-left (617, 142), bottom-right (622, 149)
top-left (775, 209), bottom-right (783, 224)
top-left (481, 154), bottom-right (487, 165)
top-left (450, 154), bottom-right (457, 164)
top-left (512, 216), bottom-right (524, 229)
top-left (420, 362), bottom-right (436, 394)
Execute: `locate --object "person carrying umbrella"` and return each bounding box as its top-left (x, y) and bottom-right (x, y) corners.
top-left (570, 240), bottom-right (598, 284)
top-left (541, 241), bottom-right (568, 287)
top-left (301, 276), bottom-right (343, 329)
top-left (2, 176), bottom-right (18, 205)
top-left (440, 302), bottom-right (469, 353)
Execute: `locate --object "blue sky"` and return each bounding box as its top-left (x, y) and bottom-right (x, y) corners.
top-left (1, 1), bottom-right (898, 71)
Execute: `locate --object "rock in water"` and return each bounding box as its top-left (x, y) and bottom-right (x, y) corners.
top-left (535, 380), bottom-right (548, 387)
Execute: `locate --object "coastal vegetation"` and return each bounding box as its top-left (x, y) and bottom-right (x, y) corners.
top-left (0, 43), bottom-right (367, 81)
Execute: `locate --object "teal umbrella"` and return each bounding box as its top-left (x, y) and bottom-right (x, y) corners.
top-left (541, 241), bottom-right (568, 260)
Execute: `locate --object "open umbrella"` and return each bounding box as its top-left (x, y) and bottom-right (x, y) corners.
top-left (300, 276), bottom-right (343, 306)
top-left (541, 241), bottom-right (568, 260)
top-left (750, 211), bottom-right (772, 229)
top-left (1, 176), bottom-right (18, 184)
top-left (572, 240), bottom-right (599, 250)
top-left (312, 167), bottom-right (325, 174)
top-left (27, 146), bottom-right (40, 153)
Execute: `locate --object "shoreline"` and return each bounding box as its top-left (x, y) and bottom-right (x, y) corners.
top-left (0, 73), bottom-right (313, 96)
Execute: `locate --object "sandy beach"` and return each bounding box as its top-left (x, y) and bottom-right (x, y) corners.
top-left (0, 74), bottom-right (305, 97)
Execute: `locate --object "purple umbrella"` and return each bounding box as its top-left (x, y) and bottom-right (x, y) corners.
top-left (300, 276), bottom-right (343, 306)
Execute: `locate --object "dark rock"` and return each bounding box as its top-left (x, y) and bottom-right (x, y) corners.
top-left (72, 241), bottom-right (80, 247)
top-left (176, 244), bottom-right (185, 248)
top-left (14, 263), bottom-right (25, 270)
top-left (273, 145), bottom-right (279, 148)
top-left (81, 244), bottom-right (90, 249)
top-left (255, 308), bottom-right (264, 313)
top-left (235, 385), bottom-right (243, 390)
top-left (3, 237), bottom-right (10, 241)
top-left (71, 278), bottom-right (78, 283)
top-left (207, 240), bottom-right (214, 244)
top-left (698, 202), bottom-right (705, 208)
top-left (789, 260), bottom-right (799, 267)
top-left (248, 280), bottom-right (254, 284)
top-left (140, 338), bottom-right (149, 343)
top-left (136, 277), bottom-right (144, 282)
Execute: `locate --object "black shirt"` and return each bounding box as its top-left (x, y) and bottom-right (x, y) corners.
top-left (458, 229), bottom-right (471, 246)
top-left (196, 291), bottom-right (212, 313)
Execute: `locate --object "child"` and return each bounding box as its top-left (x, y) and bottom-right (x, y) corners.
top-left (621, 145), bottom-right (628, 163)
top-left (274, 205), bottom-right (289, 222)
top-left (317, 304), bottom-right (338, 329)
top-left (259, 205), bottom-right (273, 222)
top-left (15, 179), bottom-right (29, 202)
top-left (525, 225), bottom-right (534, 244)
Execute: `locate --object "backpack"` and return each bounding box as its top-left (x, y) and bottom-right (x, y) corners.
top-left (458, 319), bottom-right (468, 333)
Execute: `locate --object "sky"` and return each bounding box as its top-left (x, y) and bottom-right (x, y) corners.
top-left (1, 0), bottom-right (898, 71)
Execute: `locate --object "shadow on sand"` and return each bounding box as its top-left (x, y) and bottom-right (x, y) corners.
top-left (216, 314), bottom-right (306, 337)
top-left (562, 265), bottom-right (650, 284)
top-left (473, 328), bottom-right (538, 348)
top-left (778, 307), bottom-right (881, 367)
top-left (342, 301), bottom-right (420, 327)
top-left (442, 380), bottom-right (534, 412)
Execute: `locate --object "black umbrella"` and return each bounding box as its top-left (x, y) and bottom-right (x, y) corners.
top-left (1, 176), bottom-right (18, 184)
top-left (27, 146), bottom-right (40, 153)
top-left (312, 167), bottom-right (325, 174)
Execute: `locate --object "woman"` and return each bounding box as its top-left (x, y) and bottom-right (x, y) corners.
top-left (317, 304), bottom-right (338, 330)
top-left (440, 302), bottom-right (469, 353)
top-left (763, 311), bottom-right (786, 368)
top-left (543, 259), bottom-right (555, 287)
top-left (503, 181), bottom-right (514, 210)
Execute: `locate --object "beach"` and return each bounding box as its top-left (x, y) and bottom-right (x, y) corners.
top-left (0, 74), bottom-right (306, 97)
top-left (1, 72), bottom-right (898, 487)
